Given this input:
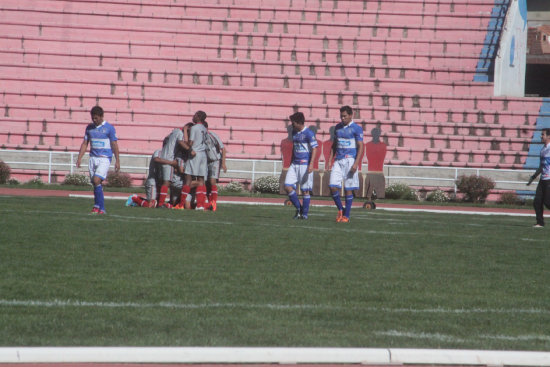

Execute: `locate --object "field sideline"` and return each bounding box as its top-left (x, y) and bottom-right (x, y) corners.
top-left (1, 188), bottom-right (549, 365)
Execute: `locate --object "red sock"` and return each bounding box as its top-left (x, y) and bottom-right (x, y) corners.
top-left (180, 185), bottom-right (191, 205)
top-left (196, 185), bottom-right (207, 208)
top-left (158, 185), bottom-right (169, 206)
top-left (132, 195), bottom-right (145, 206)
top-left (210, 185), bottom-right (218, 202)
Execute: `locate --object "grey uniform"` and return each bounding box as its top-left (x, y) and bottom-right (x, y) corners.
top-left (145, 149), bottom-right (162, 201)
top-left (184, 122), bottom-right (208, 178)
top-left (207, 130), bottom-right (225, 180)
top-left (160, 128), bottom-right (183, 181)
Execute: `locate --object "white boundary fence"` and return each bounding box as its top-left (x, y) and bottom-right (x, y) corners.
top-left (1, 347), bottom-right (550, 365)
top-left (0, 149), bottom-right (534, 193)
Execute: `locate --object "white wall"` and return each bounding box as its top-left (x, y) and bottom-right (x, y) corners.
top-left (494, 0), bottom-right (529, 97)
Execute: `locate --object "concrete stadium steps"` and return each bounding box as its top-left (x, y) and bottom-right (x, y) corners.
top-left (386, 147), bottom-right (527, 169)
top-left (2, 88), bottom-right (540, 119)
top-left (1, 0), bottom-right (497, 23)
top-left (194, 0), bottom-right (501, 14)
top-left (0, 58), bottom-right (479, 85)
top-left (0, 71), bottom-right (496, 101)
top-left (0, 3), bottom-right (496, 39)
top-left (1, 95), bottom-right (540, 138)
top-left (0, 24), bottom-right (491, 58)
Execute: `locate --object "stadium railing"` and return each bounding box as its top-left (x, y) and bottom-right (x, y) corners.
top-left (0, 149), bottom-right (534, 195)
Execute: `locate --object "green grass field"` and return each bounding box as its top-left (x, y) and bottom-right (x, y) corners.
top-left (0, 195), bottom-right (549, 350)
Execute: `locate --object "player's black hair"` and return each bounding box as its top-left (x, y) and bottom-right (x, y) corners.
top-left (543, 128), bottom-right (550, 136)
top-left (195, 110), bottom-right (207, 122)
top-left (90, 105), bottom-right (104, 116)
top-left (289, 112), bottom-right (305, 125)
top-left (340, 105), bottom-right (353, 115)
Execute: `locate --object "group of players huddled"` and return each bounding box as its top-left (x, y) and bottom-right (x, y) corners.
top-left (127, 110), bottom-right (227, 211)
top-left (78, 105), bottom-right (365, 222)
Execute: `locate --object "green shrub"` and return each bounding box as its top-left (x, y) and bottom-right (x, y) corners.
top-left (62, 173), bottom-right (90, 186)
top-left (105, 170), bottom-right (132, 187)
top-left (385, 182), bottom-right (419, 201)
top-left (0, 160), bottom-right (11, 184)
top-left (426, 189), bottom-right (450, 203)
top-left (455, 175), bottom-right (495, 203)
top-left (222, 181), bottom-right (244, 193)
top-left (499, 191), bottom-right (523, 206)
top-left (253, 175), bottom-right (280, 194)
top-left (27, 176), bottom-right (45, 186)
top-left (8, 178), bottom-right (19, 185)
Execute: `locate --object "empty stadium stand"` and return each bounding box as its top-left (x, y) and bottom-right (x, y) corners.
top-left (0, 0), bottom-right (543, 187)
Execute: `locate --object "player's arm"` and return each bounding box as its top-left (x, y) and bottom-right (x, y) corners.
top-left (111, 140), bottom-right (121, 172)
top-left (179, 138), bottom-right (191, 153)
top-left (153, 156), bottom-right (178, 167)
top-left (220, 146), bottom-right (227, 173)
top-left (326, 141), bottom-right (336, 171)
top-left (528, 166), bottom-right (542, 185)
top-left (351, 140), bottom-right (364, 173)
top-left (76, 139), bottom-right (88, 168)
top-left (308, 146), bottom-right (318, 173)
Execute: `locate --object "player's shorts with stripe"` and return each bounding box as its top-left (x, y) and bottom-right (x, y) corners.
top-left (329, 157), bottom-right (359, 190)
top-left (284, 163), bottom-right (314, 192)
top-left (145, 177), bottom-right (158, 201)
top-left (160, 164), bottom-right (174, 182)
top-left (207, 160), bottom-right (221, 180)
top-left (88, 156), bottom-right (111, 181)
top-left (185, 151), bottom-right (207, 178)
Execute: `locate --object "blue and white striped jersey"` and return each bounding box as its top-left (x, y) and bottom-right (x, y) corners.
top-left (292, 127), bottom-right (318, 165)
top-left (334, 121), bottom-right (363, 160)
top-left (84, 121), bottom-right (118, 158)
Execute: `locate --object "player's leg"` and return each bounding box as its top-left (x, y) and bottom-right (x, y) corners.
top-left (175, 174), bottom-right (192, 209)
top-left (342, 159), bottom-right (360, 222)
top-left (207, 161), bottom-right (220, 211)
top-left (284, 165), bottom-right (302, 218)
top-left (158, 165), bottom-right (173, 207)
top-left (534, 181), bottom-right (545, 226)
top-left (90, 157), bottom-right (110, 214)
top-left (329, 160), bottom-right (344, 221)
top-left (299, 167), bottom-right (314, 219)
top-left (193, 153), bottom-right (209, 210)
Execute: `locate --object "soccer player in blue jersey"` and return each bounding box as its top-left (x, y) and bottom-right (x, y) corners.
top-left (527, 127), bottom-right (550, 228)
top-left (284, 112), bottom-right (319, 219)
top-left (76, 106), bottom-right (120, 214)
top-left (327, 105), bottom-right (364, 223)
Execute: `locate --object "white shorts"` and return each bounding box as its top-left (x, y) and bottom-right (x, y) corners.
top-left (284, 164), bottom-right (314, 192)
top-left (88, 156), bottom-right (111, 181)
top-left (145, 177), bottom-right (158, 201)
top-left (161, 164), bottom-right (174, 182)
top-left (208, 160), bottom-right (221, 180)
top-left (185, 151), bottom-right (207, 179)
top-left (329, 157), bottom-right (359, 190)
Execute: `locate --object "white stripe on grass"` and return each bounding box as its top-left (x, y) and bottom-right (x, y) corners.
top-left (1, 299), bottom-right (549, 315)
top-left (376, 330), bottom-right (550, 343)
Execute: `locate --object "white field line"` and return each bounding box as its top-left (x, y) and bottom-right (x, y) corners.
top-left (376, 330), bottom-right (550, 343)
top-left (1, 298), bottom-right (549, 315)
